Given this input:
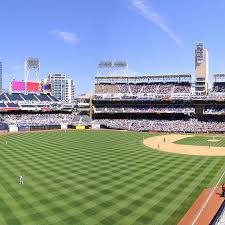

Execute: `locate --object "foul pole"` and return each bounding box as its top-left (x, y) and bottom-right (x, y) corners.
top-left (89, 96), bottom-right (93, 127)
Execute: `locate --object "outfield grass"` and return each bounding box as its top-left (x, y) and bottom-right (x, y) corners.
top-left (174, 135), bottom-right (225, 147)
top-left (0, 130), bottom-right (224, 225)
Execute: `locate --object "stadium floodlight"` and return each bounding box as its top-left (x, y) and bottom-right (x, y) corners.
top-left (24, 57), bottom-right (40, 83)
top-left (98, 61), bottom-right (128, 69)
top-left (26, 57), bottom-right (40, 69)
top-left (98, 61), bottom-right (113, 68)
top-left (113, 61), bottom-right (128, 68)
top-left (97, 60), bottom-right (128, 77)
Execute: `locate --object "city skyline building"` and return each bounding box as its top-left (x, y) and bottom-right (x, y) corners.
top-left (44, 73), bottom-right (75, 102)
top-left (195, 43), bottom-right (209, 95)
top-left (0, 62), bottom-right (2, 93)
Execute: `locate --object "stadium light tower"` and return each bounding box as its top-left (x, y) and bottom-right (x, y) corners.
top-left (24, 57), bottom-right (40, 83)
top-left (97, 61), bottom-right (128, 77)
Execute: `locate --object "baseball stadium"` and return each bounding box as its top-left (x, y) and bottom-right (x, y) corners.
top-left (0, 45), bottom-right (225, 225)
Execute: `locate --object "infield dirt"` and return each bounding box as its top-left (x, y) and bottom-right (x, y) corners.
top-left (143, 134), bottom-right (225, 156)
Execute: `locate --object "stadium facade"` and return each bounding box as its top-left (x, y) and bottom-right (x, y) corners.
top-left (92, 51), bottom-right (225, 132)
top-left (195, 43), bottom-right (209, 95)
top-left (3, 43), bottom-right (225, 133)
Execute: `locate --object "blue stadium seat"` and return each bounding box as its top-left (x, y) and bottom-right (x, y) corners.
top-left (7, 103), bottom-right (19, 107)
top-left (20, 104), bottom-right (36, 108)
top-left (5, 93), bottom-right (24, 101)
top-left (0, 94), bottom-right (8, 101)
top-left (35, 94), bottom-right (52, 102)
top-left (20, 94), bottom-right (39, 101)
top-left (0, 102), bottom-right (6, 107)
top-left (48, 95), bottom-right (59, 102)
top-left (36, 104), bottom-right (50, 107)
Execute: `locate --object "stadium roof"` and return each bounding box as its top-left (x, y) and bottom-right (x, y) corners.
top-left (214, 73), bottom-right (225, 78)
top-left (95, 73), bottom-right (191, 79)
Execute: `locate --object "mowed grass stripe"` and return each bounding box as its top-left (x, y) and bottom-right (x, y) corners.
top-left (0, 130), bottom-right (224, 225)
top-left (151, 157), bottom-right (225, 225)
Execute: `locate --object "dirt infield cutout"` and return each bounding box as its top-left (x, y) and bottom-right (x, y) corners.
top-left (143, 134), bottom-right (225, 156)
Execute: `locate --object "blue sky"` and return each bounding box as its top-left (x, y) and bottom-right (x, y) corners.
top-left (1, 0), bottom-right (225, 95)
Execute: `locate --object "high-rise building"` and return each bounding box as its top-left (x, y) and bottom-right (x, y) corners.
top-left (0, 62), bottom-right (2, 92)
top-left (45, 73), bottom-right (75, 102)
top-left (195, 43), bottom-right (209, 95)
top-left (65, 78), bottom-right (75, 102)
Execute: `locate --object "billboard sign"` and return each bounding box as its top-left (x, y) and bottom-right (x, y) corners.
top-left (11, 81), bottom-right (26, 92)
top-left (26, 82), bottom-right (40, 92)
top-left (42, 83), bottom-right (51, 92)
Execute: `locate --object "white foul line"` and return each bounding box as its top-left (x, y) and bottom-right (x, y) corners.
top-left (191, 167), bottom-right (225, 225)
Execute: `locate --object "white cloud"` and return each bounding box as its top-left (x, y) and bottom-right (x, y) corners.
top-left (130, 0), bottom-right (182, 46)
top-left (50, 29), bottom-right (80, 44)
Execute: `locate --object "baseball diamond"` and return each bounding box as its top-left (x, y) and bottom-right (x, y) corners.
top-left (143, 134), bottom-right (225, 156)
top-left (0, 130), bottom-right (224, 225)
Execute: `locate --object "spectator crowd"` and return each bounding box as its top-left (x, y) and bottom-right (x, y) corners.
top-left (95, 106), bottom-right (195, 114)
top-left (1, 113), bottom-right (74, 126)
top-left (204, 106), bottom-right (225, 115)
top-left (95, 83), bottom-right (191, 96)
top-left (212, 82), bottom-right (225, 93)
top-left (94, 119), bottom-right (225, 132)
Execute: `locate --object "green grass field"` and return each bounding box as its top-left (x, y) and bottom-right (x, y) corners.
top-left (0, 130), bottom-right (224, 225)
top-left (174, 135), bottom-right (225, 147)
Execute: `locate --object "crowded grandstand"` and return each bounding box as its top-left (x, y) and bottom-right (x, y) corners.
top-left (2, 62), bottom-right (225, 134)
top-left (0, 91), bottom-right (75, 131)
top-left (95, 74), bottom-right (192, 100)
top-left (93, 72), bottom-right (225, 133)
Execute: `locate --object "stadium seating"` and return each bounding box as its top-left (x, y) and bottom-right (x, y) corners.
top-left (7, 103), bottom-right (20, 108)
top-left (20, 104), bottom-right (36, 108)
top-left (95, 82), bottom-right (191, 99)
top-left (1, 113), bottom-right (75, 126)
top-left (204, 106), bottom-right (225, 115)
top-left (0, 122), bottom-right (8, 131)
top-left (72, 115), bottom-right (90, 125)
top-left (0, 103), bottom-right (6, 107)
top-left (35, 94), bottom-right (52, 102)
top-left (36, 104), bottom-right (50, 107)
top-left (0, 93), bottom-right (68, 112)
top-left (94, 106), bottom-right (195, 114)
top-left (0, 93), bottom-right (8, 101)
top-left (95, 119), bottom-right (225, 132)
top-left (48, 95), bottom-right (59, 102)
top-left (174, 82), bottom-right (191, 93)
top-left (20, 93), bottom-right (39, 101)
top-left (212, 82), bottom-right (225, 92)
top-left (5, 93), bottom-right (24, 101)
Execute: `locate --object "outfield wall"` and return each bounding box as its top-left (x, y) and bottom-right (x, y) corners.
top-left (16, 125), bottom-right (62, 132)
top-left (73, 125), bottom-right (90, 130)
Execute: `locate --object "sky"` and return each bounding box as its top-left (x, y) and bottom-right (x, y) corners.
top-left (1, 0), bottom-right (225, 95)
